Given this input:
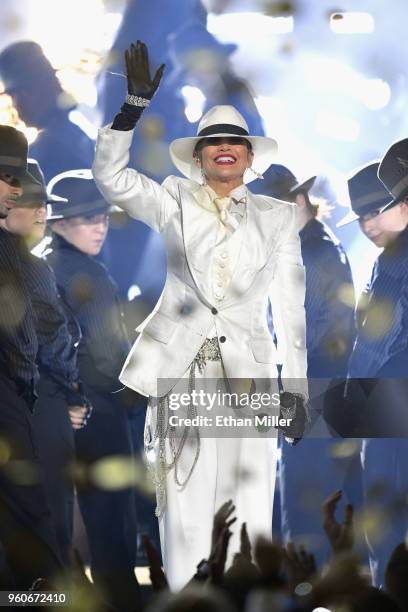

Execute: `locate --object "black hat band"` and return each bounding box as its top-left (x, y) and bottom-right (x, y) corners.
top-left (0, 155), bottom-right (25, 167)
top-left (197, 123), bottom-right (249, 137)
top-left (351, 189), bottom-right (391, 211)
top-left (388, 174), bottom-right (408, 200)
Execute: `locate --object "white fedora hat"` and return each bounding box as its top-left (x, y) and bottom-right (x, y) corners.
top-left (169, 105), bottom-right (278, 184)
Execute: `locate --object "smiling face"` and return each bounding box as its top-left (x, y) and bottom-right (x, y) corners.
top-left (51, 212), bottom-right (109, 256)
top-left (0, 173), bottom-right (22, 219)
top-left (358, 201), bottom-right (408, 248)
top-left (193, 136), bottom-right (253, 192)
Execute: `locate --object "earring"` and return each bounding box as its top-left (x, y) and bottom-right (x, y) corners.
top-left (248, 167), bottom-right (264, 179)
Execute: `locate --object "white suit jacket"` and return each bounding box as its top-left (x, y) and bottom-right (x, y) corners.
top-left (92, 126), bottom-right (308, 399)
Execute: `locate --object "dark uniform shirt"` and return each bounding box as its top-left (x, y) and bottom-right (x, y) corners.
top-left (0, 228), bottom-right (38, 393)
top-left (46, 234), bottom-right (130, 393)
top-left (299, 218), bottom-right (355, 377)
top-left (14, 237), bottom-right (85, 405)
top-left (348, 227), bottom-right (408, 378)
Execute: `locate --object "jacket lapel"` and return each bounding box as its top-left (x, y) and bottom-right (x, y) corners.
top-left (179, 181), bottom-right (216, 306)
top-left (222, 194), bottom-right (286, 307)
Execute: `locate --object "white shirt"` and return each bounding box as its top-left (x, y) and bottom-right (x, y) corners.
top-left (193, 183), bottom-right (248, 338)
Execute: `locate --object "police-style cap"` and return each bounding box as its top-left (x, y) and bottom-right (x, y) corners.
top-left (47, 170), bottom-right (109, 220)
top-left (252, 163), bottom-right (316, 199)
top-left (16, 159), bottom-right (67, 208)
top-left (337, 161), bottom-right (391, 227)
top-left (378, 138), bottom-right (408, 212)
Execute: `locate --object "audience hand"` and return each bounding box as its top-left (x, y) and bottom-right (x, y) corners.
top-left (142, 534), bottom-right (168, 592)
top-left (283, 542), bottom-right (317, 594)
top-left (211, 499), bottom-right (237, 552)
top-left (208, 525), bottom-right (232, 586)
top-left (322, 490), bottom-right (354, 554)
top-left (307, 554), bottom-right (368, 608)
top-left (225, 523), bottom-right (259, 581)
top-left (253, 536), bottom-right (284, 581)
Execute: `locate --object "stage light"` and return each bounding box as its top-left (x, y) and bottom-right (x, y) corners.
top-left (128, 285), bottom-right (142, 301)
top-left (330, 12), bottom-right (375, 34)
top-left (181, 85), bottom-right (206, 123)
top-left (68, 110), bottom-right (99, 140)
top-left (303, 55), bottom-right (390, 111)
top-left (208, 12), bottom-right (293, 38)
top-left (362, 78), bottom-right (391, 111)
top-left (0, 89), bottom-right (39, 144)
top-left (26, 0), bottom-right (122, 105)
top-left (316, 111), bottom-right (360, 142)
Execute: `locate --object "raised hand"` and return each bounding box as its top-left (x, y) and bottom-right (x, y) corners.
top-left (253, 536), bottom-right (284, 582)
top-left (322, 490), bottom-right (354, 554)
top-left (225, 523), bottom-right (259, 581)
top-left (211, 499), bottom-right (237, 551)
top-left (208, 525), bottom-right (232, 586)
top-left (240, 522), bottom-right (252, 562)
top-left (283, 542), bottom-right (317, 593)
top-left (125, 40), bottom-right (164, 99)
top-left (308, 555), bottom-right (367, 608)
top-left (142, 534), bottom-right (168, 591)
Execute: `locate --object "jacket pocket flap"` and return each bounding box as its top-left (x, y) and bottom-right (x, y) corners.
top-left (251, 338), bottom-right (276, 364)
top-left (141, 312), bottom-right (177, 344)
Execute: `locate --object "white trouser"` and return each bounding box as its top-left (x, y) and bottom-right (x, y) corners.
top-left (146, 359), bottom-right (278, 590)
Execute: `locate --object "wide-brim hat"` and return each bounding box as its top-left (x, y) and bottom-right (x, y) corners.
top-left (378, 137), bottom-right (408, 213)
top-left (289, 175), bottom-right (317, 196)
top-left (0, 125), bottom-right (41, 183)
top-left (15, 158), bottom-right (67, 208)
top-left (46, 169), bottom-right (110, 221)
top-left (337, 160), bottom-right (391, 228)
top-left (252, 163), bottom-right (316, 198)
top-left (169, 105), bottom-right (278, 184)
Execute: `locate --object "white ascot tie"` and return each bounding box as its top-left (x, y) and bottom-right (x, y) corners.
top-left (212, 193), bottom-right (246, 234)
top-left (213, 196), bottom-right (232, 225)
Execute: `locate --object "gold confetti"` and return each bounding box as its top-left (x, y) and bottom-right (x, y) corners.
top-left (0, 439), bottom-right (11, 465)
top-left (337, 282), bottom-right (356, 308)
top-left (330, 439), bottom-right (360, 459)
top-left (5, 460), bottom-right (40, 485)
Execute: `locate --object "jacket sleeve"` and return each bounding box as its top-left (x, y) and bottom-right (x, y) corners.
top-left (269, 204), bottom-right (308, 399)
top-left (92, 125), bottom-right (179, 232)
top-left (63, 266), bottom-right (130, 393)
top-left (27, 258), bottom-right (86, 405)
top-left (306, 247), bottom-right (355, 370)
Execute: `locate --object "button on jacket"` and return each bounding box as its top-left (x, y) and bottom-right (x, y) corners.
top-left (92, 126), bottom-right (308, 399)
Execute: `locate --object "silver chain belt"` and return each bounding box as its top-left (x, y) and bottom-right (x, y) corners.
top-left (146, 337), bottom-right (222, 518)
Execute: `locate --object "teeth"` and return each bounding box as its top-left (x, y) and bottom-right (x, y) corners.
top-left (216, 156), bottom-right (235, 162)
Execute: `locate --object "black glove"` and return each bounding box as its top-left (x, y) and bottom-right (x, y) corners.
top-left (111, 40), bottom-right (165, 131)
top-left (125, 40), bottom-right (164, 99)
top-left (276, 391), bottom-right (308, 444)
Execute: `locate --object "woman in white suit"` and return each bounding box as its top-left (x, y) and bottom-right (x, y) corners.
top-left (93, 41), bottom-right (308, 589)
